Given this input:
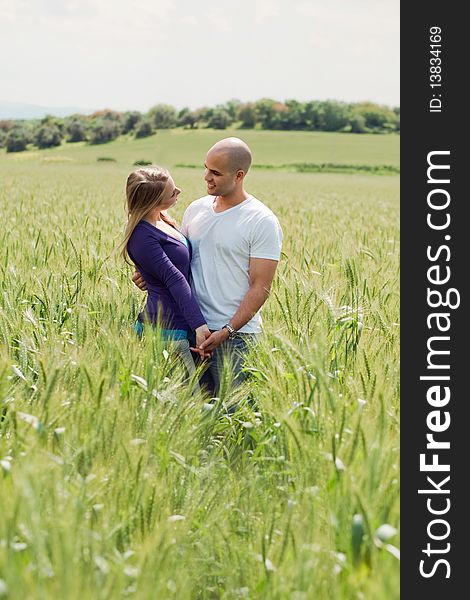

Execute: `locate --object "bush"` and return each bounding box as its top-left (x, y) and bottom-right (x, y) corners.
top-left (315, 100), bottom-right (350, 131)
top-left (177, 108), bottom-right (197, 129)
top-left (0, 130), bottom-right (6, 148)
top-left (97, 157), bottom-right (117, 162)
top-left (35, 124), bottom-right (63, 148)
top-left (148, 104), bottom-right (177, 129)
top-left (352, 102), bottom-right (398, 131)
top-left (122, 111), bottom-right (142, 134)
top-left (207, 108), bottom-right (232, 129)
top-left (0, 120), bottom-right (14, 133)
top-left (134, 120), bottom-right (154, 138)
top-left (349, 115), bottom-right (368, 134)
top-left (91, 109), bottom-right (123, 126)
top-left (238, 103), bottom-right (256, 128)
top-left (5, 126), bottom-right (29, 152)
top-left (66, 118), bottom-right (87, 142)
top-left (88, 119), bottom-right (121, 144)
top-left (134, 159), bottom-right (153, 166)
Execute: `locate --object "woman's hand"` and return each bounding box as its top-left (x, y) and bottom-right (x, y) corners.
top-left (192, 324), bottom-right (212, 359)
top-left (195, 324), bottom-right (211, 349)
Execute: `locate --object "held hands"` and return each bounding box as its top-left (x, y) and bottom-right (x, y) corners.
top-left (198, 328), bottom-right (230, 353)
top-left (191, 324), bottom-right (212, 359)
top-left (195, 324), bottom-right (211, 349)
top-left (132, 270), bottom-right (147, 292)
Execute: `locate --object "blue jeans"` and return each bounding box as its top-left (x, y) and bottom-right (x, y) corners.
top-left (189, 330), bottom-right (258, 396)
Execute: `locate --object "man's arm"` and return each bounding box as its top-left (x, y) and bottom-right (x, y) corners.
top-left (199, 257), bottom-right (279, 352)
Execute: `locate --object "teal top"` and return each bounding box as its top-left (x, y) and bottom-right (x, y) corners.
top-left (134, 322), bottom-right (188, 340)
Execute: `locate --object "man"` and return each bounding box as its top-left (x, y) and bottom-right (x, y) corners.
top-left (134, 137), bottom-right (283, 395)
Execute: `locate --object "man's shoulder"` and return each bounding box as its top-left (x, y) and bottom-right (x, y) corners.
top-left (245, 196), bottom-right (279, 221)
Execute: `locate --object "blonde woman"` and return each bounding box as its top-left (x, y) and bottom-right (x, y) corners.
top-left (121, 166), bottom-right (210, 381)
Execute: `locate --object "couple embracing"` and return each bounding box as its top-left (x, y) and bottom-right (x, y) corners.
top-left (121, 137), bottom-right (283, 396)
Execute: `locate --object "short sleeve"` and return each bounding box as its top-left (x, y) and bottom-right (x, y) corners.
top-left (250, 215), bottom-right (283, 260)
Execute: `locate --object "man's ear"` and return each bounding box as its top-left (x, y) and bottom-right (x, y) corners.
top-left (235, 169), bottom-right (245, 182)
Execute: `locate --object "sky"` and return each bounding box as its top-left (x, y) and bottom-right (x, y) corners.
top-left (0, 0), bottom-right (400, 112)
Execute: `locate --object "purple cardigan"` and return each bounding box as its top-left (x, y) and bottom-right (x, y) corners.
top-left (127, 220), bottom-right (206, 331)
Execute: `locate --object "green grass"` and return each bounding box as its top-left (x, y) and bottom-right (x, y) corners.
top-left (0, 131), bottom-right (399, 599)
top-left (1, 128), bottom-right (400, 168)
top-left (177, 162), bottom-right (400, 175)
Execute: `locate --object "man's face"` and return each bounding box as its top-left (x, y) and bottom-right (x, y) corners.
top-left (204, 150), bottom-right (237, 197)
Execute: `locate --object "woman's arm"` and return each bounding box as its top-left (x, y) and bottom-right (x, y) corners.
top-left (128, 226), bottom-right (206, 331)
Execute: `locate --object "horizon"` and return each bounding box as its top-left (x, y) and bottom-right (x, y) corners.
top-left (0, 96), bottom-right (400, 122)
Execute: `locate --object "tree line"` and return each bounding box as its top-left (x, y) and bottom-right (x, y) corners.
top-left (0, 99), bottom-right (399, 153)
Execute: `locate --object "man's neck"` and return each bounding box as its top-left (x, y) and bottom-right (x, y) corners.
top-left (213, 190), bottom-right (249, 213)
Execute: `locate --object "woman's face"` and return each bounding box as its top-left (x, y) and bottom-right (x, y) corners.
top-left (159, 176), bottom-right (181, 210)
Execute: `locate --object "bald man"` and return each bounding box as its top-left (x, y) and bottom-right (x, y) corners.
top-left (134, 137), bottom-right (283, 395)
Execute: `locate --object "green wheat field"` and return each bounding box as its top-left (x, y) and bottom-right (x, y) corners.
top-left (0, 129), bottom-right (399, 599)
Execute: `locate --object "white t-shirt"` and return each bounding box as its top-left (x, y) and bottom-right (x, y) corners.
top-left (181, 195), bottom-right (283, 333)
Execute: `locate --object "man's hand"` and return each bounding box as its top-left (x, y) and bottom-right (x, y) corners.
top-left (132, 270), bottom-right (147, 292)
top-left (198, 328), bottom-right (230, 353)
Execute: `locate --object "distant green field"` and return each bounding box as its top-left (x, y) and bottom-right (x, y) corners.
top-left (1, 128), bottom-right (400, 169)
top-left (0, 131), bottom-right (399, 599)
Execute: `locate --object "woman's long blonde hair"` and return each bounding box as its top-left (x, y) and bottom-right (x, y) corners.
top-left (119, 166), bottom-right (177, 264)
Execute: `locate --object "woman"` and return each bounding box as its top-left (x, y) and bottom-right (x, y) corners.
top-left (120, 166), bottom-right (210, 382)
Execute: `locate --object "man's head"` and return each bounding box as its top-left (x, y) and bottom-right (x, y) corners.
top-left (204, 137), bottom-right (252, 197)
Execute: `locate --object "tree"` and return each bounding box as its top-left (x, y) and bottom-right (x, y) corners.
top-left (65, 116), bottom-right (88, 142)
top-left (207, 107), bottom-right (232, 129)
top-left (87, 118), bottom-right (121, 144)
top-left (254, 98), bottom-right (277, 129)
top-left (270, 102), bottom-right (290, 130)
top-left (302, 101), bottom-right (320, 130)
top-left (351, 102), bottom-right (398, 131)
top-left (185, 106), bottom-right (213, 129)
top-left (35, 123), bottom-right (63, 148)
top-left (238, 103), bottom-right (256, 128)
top-left (316, 100), bottom-right (350, 131)
top-left (177, 107), bottom-right (197, 129)
top-left (91, 109), bottom-right (123, 122)
top-left (349, 114), bottom-right (368, 133)
top-left (134, 120), bottom-right (154, 138)
top-left (283, 100), bottom-right (308, 130)
top-left (122, 111), bottom-right (142, 134)
top-left (223, 99), bottom-right (241, 120)
top-left (196, 107), bottom-right (213, 126)
top-left (148, 104), bottom-right (177, 129)
top-left (6, 126), bottom-right (29, 152)
top-left (0, 120), bottom-right (14, 133)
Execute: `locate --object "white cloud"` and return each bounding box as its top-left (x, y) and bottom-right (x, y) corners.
top-left (255, 0), bottom-right (279, 22)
